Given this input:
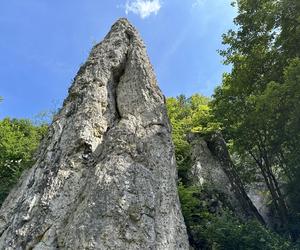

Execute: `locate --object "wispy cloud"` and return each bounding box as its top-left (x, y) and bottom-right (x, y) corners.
top-left (125, 0), bottom-right (161, 19)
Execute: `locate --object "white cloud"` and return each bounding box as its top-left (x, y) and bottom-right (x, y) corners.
top-left (125, 0), bottom-right (161, 19)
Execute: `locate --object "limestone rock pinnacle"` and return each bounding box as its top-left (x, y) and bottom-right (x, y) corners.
top-left (0, 18), bottom-right (189, 249)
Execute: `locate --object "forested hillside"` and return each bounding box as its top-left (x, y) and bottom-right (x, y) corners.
top-left (0, 0), bottom-right (299, 249)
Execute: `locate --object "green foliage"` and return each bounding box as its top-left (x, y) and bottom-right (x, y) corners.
top-left (0, 118), bottom-right (47, 206)
top-left (166, 94), bottom-right (218, 137)
top-left (178, 183), bottom-right (291, 249)
top-left (166, 94), bottom-right (220, 184)
top-left (203, 212), bottom-right (293, 250)
top-left (178, 183), bottom-right (228, 249)
top-left (212, 0), bottom-right (300, 235)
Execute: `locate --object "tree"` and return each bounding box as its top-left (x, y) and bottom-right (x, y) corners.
top-left (0, 118), bottom-right (47, 206)
top-left (203, 212), bottom-right (292, 250)
top-left (212, 0), bottom-right (300, 236)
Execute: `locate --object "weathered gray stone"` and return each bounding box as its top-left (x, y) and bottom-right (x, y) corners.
top-left (0, 18), bottom-right (189, 250)
top-left (188, 133), bottom-right (238, 205)
top-left (188, 133), bottom-right (265, 225)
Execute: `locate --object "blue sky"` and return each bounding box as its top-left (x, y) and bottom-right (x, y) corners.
top-left (0, 0), bottom-right (236, 119)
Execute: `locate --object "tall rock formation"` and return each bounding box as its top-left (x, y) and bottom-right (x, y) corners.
top-left (0, 18), bottom-right (189, 249)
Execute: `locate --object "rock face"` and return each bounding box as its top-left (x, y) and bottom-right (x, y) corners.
top-left (188, 134), bottom-right (241, 212)
top-left (188, 133), bottom-right (265, 225)
top-left (188, 134), bottom-right (233, 193)
top-left (0, 18), bottom-right (189, 249)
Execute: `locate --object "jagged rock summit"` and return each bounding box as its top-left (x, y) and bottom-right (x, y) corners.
top-left (0, 18), bottom-right (189, 249)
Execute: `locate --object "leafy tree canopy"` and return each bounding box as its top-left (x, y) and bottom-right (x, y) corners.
top-left (0, 118), bottom-right (47, 205)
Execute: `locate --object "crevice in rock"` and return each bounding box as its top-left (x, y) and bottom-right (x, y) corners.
top-left (111, 64), bottom-right (125, 121)
top-left (143, 122), bottom-right (167, 129)
top-left (92, 46), bottom-right (130, 161)
top-left (0, 221), bottom-right (8, 238)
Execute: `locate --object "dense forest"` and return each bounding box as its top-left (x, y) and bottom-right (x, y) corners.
top-left (0, 0), bottom-right (299, 249)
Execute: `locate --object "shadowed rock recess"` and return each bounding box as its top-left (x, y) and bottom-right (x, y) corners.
top-left (0, 19), bottom-right (189, 249)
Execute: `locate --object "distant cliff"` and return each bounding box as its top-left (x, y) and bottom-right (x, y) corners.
top-left (188, 132), bottom-right (265, 224)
